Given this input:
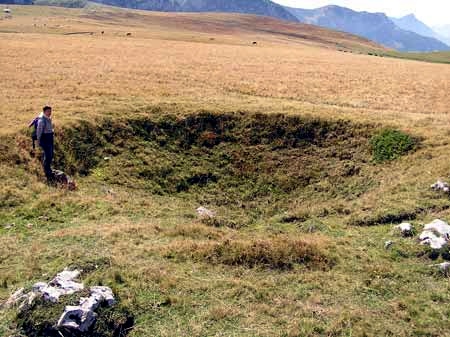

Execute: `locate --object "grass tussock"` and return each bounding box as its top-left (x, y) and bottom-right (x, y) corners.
top-left (168, 236), bottom-right (334, 270)
top-left (370, 129), bottom-right (417, 162)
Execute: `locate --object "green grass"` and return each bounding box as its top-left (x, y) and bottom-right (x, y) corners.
top-left (342, 48), bottom-right (450, 65)
top-left (382, 51), bottom-right (450, 64)
top-left (370, 129), bottom-right (417, 163)
top-left (2, 109), bottom-right (450, 336)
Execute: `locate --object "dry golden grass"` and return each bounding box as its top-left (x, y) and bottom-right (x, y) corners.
top-left (0, 5), bottom-right (448, 140)
top-left (187, 237), bottom-right (333, 270)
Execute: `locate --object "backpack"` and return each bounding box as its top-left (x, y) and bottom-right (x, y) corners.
top-left (30, 117), bottom-right (39, 141)
top-left (29, 116), bottom-right (47, 149)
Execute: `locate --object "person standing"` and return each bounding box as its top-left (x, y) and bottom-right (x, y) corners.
top-left (36, 106), bottom-right (54, 182)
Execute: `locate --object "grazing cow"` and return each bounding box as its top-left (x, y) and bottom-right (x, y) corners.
top-left (252, 41), bottom-right (257, 45)
top-left (101, 31), bottom-right (104, 34)
top-left (126, 32), bottom-right (132, 36)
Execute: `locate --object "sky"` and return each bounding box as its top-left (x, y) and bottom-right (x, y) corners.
top-left (273, 0), bottom-right (450, 26)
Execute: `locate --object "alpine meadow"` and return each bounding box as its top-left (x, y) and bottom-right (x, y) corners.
top-left (1, 3), bottom-right (450, 337)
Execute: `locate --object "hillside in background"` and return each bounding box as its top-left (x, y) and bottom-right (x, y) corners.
top-left (0, 4), bottom-right (385, 54)
top-left (0, 0), bottom-right (31, 4)
top-left (1, 0), bottom-right (299, 21)
top-left (286, 5), bottom-right (450, 52)
top-left (1, 0), bottom-right (449, 53)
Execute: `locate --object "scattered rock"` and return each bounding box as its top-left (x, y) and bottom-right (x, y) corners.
top-left (104, 156), bottom-right (111, 161)
top-left (4, 268), bottom-right (131, 336)
top-left (420, 231), bottom-right (447, 249)
top-left (384, 240), bottom-right (394, 249)
top-left (431, 180), bottom-right (450, 193)
top-left (196, 206), bottom-right (216, 219)
top-left (36, 269), bottom-right (84, 303)
top-left (431, 262), bottom-right (450, 276)
top-left (419, 219), bottom-right (450, 249)
top-left (3, 223), bottom-right (14, 230)
top-left (2, 288), bottom-right (26, 309)
top-left (101, 186), bottom-right (116, 196)
top-left (423, 219), bottom-right (450, 237)
top-left (52, 169), bottom-right (77, 191)
top-left (395, 223), bottom-right (414, 237)
top-left (57, 286), bottom-right (116, 332)
top-left (4, 269), bottom-right (84, 308)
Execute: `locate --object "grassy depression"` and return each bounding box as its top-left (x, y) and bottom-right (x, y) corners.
top-left (2, 109), bottom-right (450, 337)
top-left (44, 111), bottom-right (376, 225)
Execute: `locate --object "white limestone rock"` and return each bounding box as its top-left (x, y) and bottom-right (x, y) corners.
top-left (419, 219), bottom-right (450, 249)
top-left (4, 268), bottom-right (117, 333)
top-left (196, 206), bottom-right (216, 219)
top-left (57, 306), bottom-right (97, 332)
top-left (57, 286), bottom-right (116, 331)
top-left (395, 223), bottom-right (414, 237)
top-left (431, 180), bottom-right (450, 193)
top-left (2, 269), bottom-right (83, 309)
top-left (419, 231), bottom-right (447, 249)
top-left (90, 286), bottom-right (116, 307)
top-left (384, 240), bottom-right (394, 249)
top-left (35, 269), bottom-right (84, 303)
top-left (430, 262), bottom-right (450, 276)
top-left (2, 288), bottom-right (26, 309)
top-left (423, 219), bottom-right (450, 238)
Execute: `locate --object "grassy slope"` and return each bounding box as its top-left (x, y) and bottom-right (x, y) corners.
top-left (2, 5), bottom-right (450, 337)
top-left (383, 51), bottom-right (450, 64)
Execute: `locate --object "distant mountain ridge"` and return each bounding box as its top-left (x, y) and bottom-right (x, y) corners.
top-left (0, 0), bottom-right (32, 4)
top-left (285, 5), bottom-right (450, 52)
top-left (88, 0), bottom-right (298, 22)
top-left (2, 0), bottom-right (449, 52)
top-left (390, 14), bottom-right (438, 39)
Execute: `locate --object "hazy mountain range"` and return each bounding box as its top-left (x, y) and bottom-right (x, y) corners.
top-left (2, 0), bottom-right (449, 52)
top-left (390, 14), bottom-right (439, 39)
top-left (390, 14), bottom-right (450, 46)
top-left (285, 5), bottom-right (449, 52)
top-left (86, 0), bottom-right (298, 22)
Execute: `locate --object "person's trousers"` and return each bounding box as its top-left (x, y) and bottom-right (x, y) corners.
top-left (40, 133), bottom-right (54, 180)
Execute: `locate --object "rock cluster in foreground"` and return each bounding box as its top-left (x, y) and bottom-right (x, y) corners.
top-left (3, 269), bottom-right (133, 337)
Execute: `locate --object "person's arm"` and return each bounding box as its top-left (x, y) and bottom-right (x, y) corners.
top-left (28, 118), bottom-right (36, 128)
top-left (36, 118), bottom-right (44, 143)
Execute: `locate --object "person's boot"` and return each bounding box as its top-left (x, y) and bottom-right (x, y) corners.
top-left (46, 171), bottom-right (57, 187)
